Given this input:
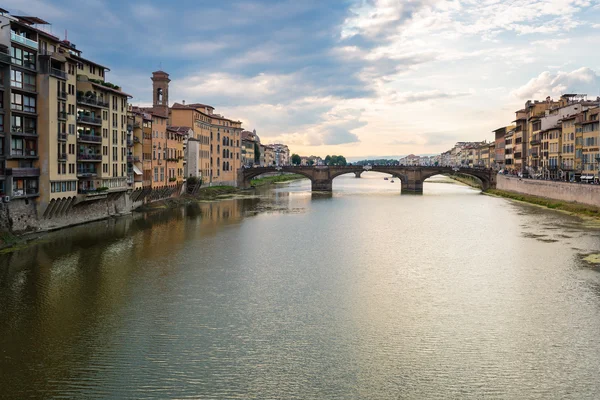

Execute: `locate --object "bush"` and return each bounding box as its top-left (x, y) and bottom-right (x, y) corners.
top-left (169, 177), bottom-right (177, 182)
top-left (96, 187), bottom-right (109, 192)
top-left (187, 176), bottom-right (202, 186)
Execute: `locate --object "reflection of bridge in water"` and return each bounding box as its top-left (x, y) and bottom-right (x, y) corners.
top-left (238, 165), bottom-right (496, 194)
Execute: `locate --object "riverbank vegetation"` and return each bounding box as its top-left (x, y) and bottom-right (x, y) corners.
top-left (486, 189), bottom-right (600, 217)
top-left (250, 174), bottom-right (306, 187)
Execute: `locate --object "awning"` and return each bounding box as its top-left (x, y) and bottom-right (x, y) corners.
top-left (132, 164), bottom-right (142, 176)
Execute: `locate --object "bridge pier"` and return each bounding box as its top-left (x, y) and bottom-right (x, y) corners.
top-left (312, 179), bottom-right (333, 191)
top-left (401, 180), bottom-right (423, 194)
top-left (354, 171), bottom-right (362, 178)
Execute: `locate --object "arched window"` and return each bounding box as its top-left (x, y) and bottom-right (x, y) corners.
top-left (157, 88), bottom-right (163, 103)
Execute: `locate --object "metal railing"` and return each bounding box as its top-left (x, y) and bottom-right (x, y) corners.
top-left (58, 132), bottom-right (67, 141)
top-left (57, 91), bottom-right (68, 100)
top-left (77, 95), bottom-right (109, 108)
top-left (58, 111), bottom-right (67, 120)
top-left (77, 115), bottom-right (102, 125)
top-left (50, 68), bottom-right (67, 80)
top-left (58, 153), bottom-right (67, 161)
top-left (11, 126), bottom-right (37, 136)
top-left (77, 154), bottom-right (102, 161)
top-left (78, 134), bottom-right (102, 143)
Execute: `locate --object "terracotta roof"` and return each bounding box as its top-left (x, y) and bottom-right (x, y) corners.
top-left (168, 126), bottom-right (192, 135)
top-left (171, 102), bottom-right (214, 110)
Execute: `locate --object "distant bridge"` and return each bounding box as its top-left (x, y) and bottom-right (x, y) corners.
top-left (238, 165), bottom-right (496, 194)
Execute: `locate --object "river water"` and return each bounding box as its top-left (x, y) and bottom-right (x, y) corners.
top-left (1, 173), bottom-right (600, 399)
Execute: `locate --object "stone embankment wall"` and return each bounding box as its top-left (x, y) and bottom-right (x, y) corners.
top-left (496, 175), bottom-right (600, 207)
top-left (0, 184), bottom-right (185, 235)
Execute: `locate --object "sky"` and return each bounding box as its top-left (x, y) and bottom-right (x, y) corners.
top-left (8, 0), bottom-right (600, 158)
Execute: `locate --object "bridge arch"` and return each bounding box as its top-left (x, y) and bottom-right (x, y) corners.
top-left (420, 169), bottom-right (491, 191)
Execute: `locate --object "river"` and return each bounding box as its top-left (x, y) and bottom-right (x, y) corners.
top-left (1, 173), bottom-right (600, 399)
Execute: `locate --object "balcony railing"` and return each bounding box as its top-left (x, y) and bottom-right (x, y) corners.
top-left (8, 149), bottom-right (37, 158)
top-left (11, 82), bottom-right (36, 92)
top-left (58, 132), bottom-right (67, 141)
top-left (11, 104), bottom-right (36, 114)
top-left (77, 169), bottom-right (98, 177)
top-left (11, 31), bottom-right (38, 49)
top-left (77, 95), bottom-right (109, 108)
top-left (77, 154), bottom-right (102, 161)
top-left (77, 115), bottom-right (102, 126)
top-left (57, 90), bottom-right (68, 100)
top-left (133, 156), bottom-right (141, 162)
top-left (6, 168), bottom-right (40, 177)
top-left (127, 139), bottom-right (133, 147)
top-left (11, 126), bottom-right (37, 136)
top-left (78, 134), bottom-right (102, 143)
top-left (58, 153), bottom-right (67, 161)
top-left (127, 155), bottom-right (133, 162)
top-left (11, 58), bottom-right (36, 71)
top-left (58, 111), bottom-right (67, 120)
top-left (0, 52), bottom-right (10, 65)
top-left (50, 68), bottom-right (67, 80)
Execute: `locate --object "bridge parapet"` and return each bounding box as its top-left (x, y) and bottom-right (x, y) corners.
top-left (237, 165), bottom-right (496, 193)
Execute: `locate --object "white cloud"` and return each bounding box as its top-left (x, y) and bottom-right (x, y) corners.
top-left (512, 67), bottom-right (600, 100)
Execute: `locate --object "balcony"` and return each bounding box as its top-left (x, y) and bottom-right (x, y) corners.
top-left (57, 90), bottom-right (68, 100)
top-left (10, 126), bottom-right (37, 137)
top-left (58, 132), bottom-right (67, 141)
top-left (531, 153), bottom-right (539, 159)
top-left (11, 104), bottom-right (36, 114)
top-left (133, 136), bottom-right (141, 144)
top-left (11, 31), bottom-right (38, 50)
top-left (530, 138), bottom-right (541, 146)
top-left (50, 68), bottom-right (67, 80)
top-left (77, 95), bottom-right (109, 108)
top-left (0, 52), bottom-right (10, 65)
top-left (77, 168), bottom-right (98, 178)
top-left (8, 149), bottom-right (37, 159)
top-left (78, 134), bottom-right (102, 144)
top-left (77, 154), bottom-right (102, 162)
top-left (11, 82), bottom-right (36, 93)
top-left (133, 156), bottom-right (141, 163)
top-left (127, 155), bottom-right (134, 162)
top-left (58, 111), bottom-right (67, 120)
top-left (11, 58), bottom-right (36, 71)
top-left (6, 168), bottom-right (40, 177)
top-left (77, 114), bottom-right (102, 126)
top-left (127, 139), bottom-right (133, 147)
top-left (58, 153), bottom-right (67, 162)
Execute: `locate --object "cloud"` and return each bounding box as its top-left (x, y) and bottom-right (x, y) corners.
top-left (512, 67), bottom-right (600, 100)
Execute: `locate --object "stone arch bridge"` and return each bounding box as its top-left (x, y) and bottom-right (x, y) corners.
top-left (238, 165), bottom-right (496, 194)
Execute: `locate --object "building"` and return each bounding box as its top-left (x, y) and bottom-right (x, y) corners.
top-left (263, 145), bottom-right (275, 166)
top-left (241, 130), bottom-right (258, 167)
top-left (171, 101), bottom-right (243, 186)
top-left (0, 11), bottom-right (131, 215)
top-left (269, 143), bottom-right (290, 166)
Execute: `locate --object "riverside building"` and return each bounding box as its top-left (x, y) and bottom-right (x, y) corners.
top-left (0, 10), bottom-right (130, 217)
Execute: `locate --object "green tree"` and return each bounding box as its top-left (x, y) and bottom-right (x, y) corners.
top-left (325, 155), bottom-right (332, 165)
top-left (291, 153), bottom-right (302, 165)
top-left (254, 142), bottom-right (260, 163)
top-left (308, 159), bottom-right (314, 166)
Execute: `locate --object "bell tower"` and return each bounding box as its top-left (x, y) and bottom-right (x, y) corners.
top-left (151, 70), bottom-right (170, 118)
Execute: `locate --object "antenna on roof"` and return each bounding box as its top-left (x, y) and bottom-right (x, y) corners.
top-left (65, 29), bottom-right (67, 41)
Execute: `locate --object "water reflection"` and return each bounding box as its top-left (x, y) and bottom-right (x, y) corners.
top-left (1, 175), bottom-right (600, 399)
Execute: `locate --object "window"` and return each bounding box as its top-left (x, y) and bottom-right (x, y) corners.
top-left (160, 167), bottom-right (164, 181)
top-left (11, 47), bottom-right (36, 69)
top-left (154, 167), bottom-right (158, 181)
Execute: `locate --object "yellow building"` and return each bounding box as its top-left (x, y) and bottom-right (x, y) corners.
top-left (579, 107), bottom-right (599, 181)
top-left (560, 115), bottom-right (576, 180)
top-left (171, 101), bottom-right (243, 186)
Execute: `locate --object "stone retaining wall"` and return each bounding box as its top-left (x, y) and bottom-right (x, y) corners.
top-left (497, 175), bottom-right (600, 207)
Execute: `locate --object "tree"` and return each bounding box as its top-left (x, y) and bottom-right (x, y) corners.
top-left (254, 142), bottom-right (260, 163)
top-left (325, 155), bottom-right (331, 165)
top-left (325, 155), bottom-right (347, 166)
top-left (308, 159), bottom-right (314, 166)
top-left (291, 153), bottom-right (302, 166)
